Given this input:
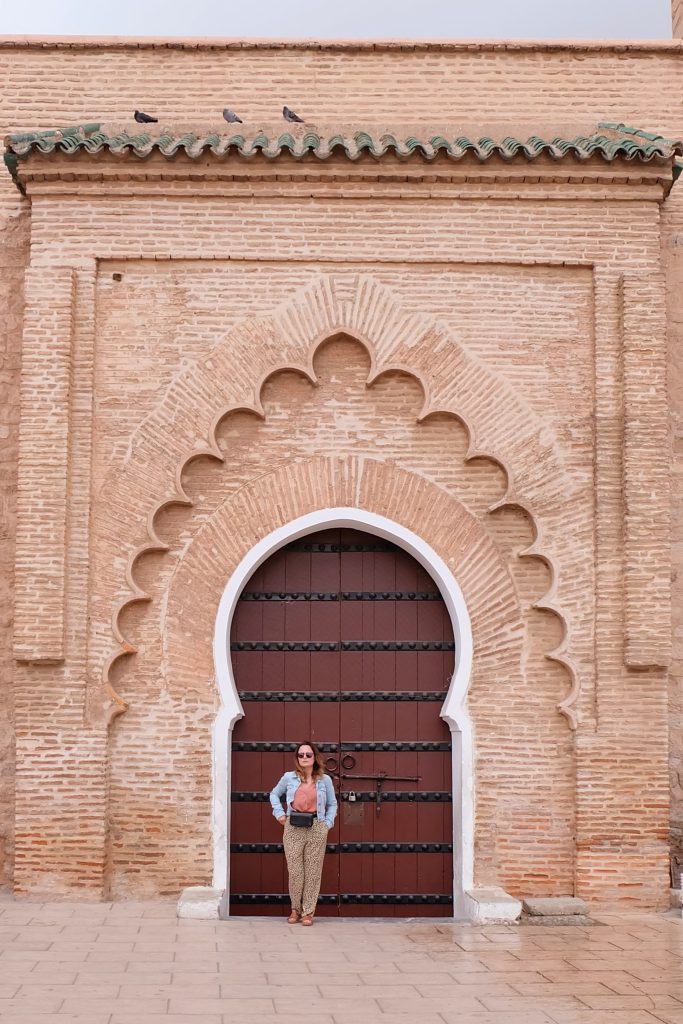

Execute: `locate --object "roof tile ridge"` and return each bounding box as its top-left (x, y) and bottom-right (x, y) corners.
top-left (598, 121), bottom-right (683, 154)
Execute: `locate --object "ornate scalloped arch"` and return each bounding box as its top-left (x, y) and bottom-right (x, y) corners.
top-left (90, 273), bottom-right (584, 729)
top-left (160, 456), bottom-right (523, 904)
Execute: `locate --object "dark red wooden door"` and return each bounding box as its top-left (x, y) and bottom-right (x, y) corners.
top-left (229, 528), bottom-right (454, 916)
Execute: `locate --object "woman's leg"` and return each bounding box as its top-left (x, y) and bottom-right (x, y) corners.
top-left (283, 821), bottom-right (306, 913)
top-left (301, 821), bottom-right (329, 916)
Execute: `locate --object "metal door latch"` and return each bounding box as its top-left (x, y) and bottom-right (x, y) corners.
top-left (341, 770), bottom-right (421, 817)
top-left (348, 791), bottom-right (357, 802)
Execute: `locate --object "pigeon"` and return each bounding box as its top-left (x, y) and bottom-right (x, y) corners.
top-left (282, 105), bottom-right (304, 123)
top-left (134, 110), bottom-right (158, 124)
top-left (223, 108), bottom-right (243, 124)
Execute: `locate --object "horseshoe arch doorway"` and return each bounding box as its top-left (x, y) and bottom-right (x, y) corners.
top-left (214, 512), bottom-right (474, 917)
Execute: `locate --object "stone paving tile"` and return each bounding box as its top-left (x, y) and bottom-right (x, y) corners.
top-left (438, 1014), bottom-right (558, 1024)
top-left (262, 971), bottom-right (325, 984)
top-left (630, 983), bottom-right (683, 997)
top-left (88, 969), bottom-right (175, 986)
top-left (9, 970), bottom-right (78, 986)
top-left (126, 959), bottom-right (209, 973)
top-left (69, 960), bottom-right (133, 974)
top-left (331, 1016), bottom-right (446, 1024)
top-left (477, 993), bottom-right (589, 1012)
top-left (110, 1017), bottom-right (223, 1024)
top-left (62, 995), bottom-right (169, 1014)
top-left (627, 967), bottom-right (683, 983)
top-left (227, 1017), bottom-right (336, 1024)
top-left (318, 982), bottom-right (422, 998)
top-left (355, 969), bottom-right (453, 984)
top-left (220, 983), bottom-right (321, 998)
top-left (304, 945), bottom-right (393, 960)
top-left (641, 955), bottom-right (683, 967)
top-left (0, 900), bottom-right (682, 1022)
top-left (119, 981), bottom-right (214, 998)
top-left (0, 1016), bottom-right (111, 1024)
top-left (272, 996), bottom-right (384, 1013)
top-left (511, 980), bottom-right (634, 996)
top-left (412, 981), bottom-right (520, 998)
top-left (647, 1010), bottom-right (683, 1024)
top-left (169, 996), bottom-right (276, 1014)
top-left (540, 968), bottom-right (653, 986)
top-left (140, 906), bottom-right (177, 918)
top-left (376, 994), bottom-right (488, 1013)
top-left (451, 970), bottom-right (552, 985)
top-left (15, 982), bottom-right (120, 999)
top-left (544, 1013), bottom-right (665, 1024)
top-left (576, 993), bottom-right (681, 1010)
top-left (0, 996), bottom-right (65, 1013)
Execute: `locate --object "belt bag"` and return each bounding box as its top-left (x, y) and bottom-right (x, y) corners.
top-left (290, 811), bottom-right (315, 828)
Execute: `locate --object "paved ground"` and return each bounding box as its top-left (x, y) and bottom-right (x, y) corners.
top-left (0, 899), bottom-right (683, 1023)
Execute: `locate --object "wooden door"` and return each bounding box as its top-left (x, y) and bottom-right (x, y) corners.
top-left (229, 528), bottom-right (454, 916)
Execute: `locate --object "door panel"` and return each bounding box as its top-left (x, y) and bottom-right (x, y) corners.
top-left (229, 527), bottom-right (454, 916)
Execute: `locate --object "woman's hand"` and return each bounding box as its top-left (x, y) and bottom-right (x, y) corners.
top-left (278, 817), bottom-right (286, 827)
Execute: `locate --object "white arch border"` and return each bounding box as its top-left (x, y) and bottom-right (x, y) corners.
top-left (212, 508), bottom-right (474, 918)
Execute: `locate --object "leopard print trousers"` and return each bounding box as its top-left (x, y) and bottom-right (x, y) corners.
top-left (283, 818), bottom-right (329, 915)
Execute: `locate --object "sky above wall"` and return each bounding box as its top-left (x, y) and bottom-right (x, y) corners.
top-left (0, 0), bottom-right (674, 40)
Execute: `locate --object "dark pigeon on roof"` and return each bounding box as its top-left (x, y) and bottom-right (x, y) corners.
top-left (134, 110), bottom-right (158, 124)
top-left (283, 105), bottom-right (304, 123)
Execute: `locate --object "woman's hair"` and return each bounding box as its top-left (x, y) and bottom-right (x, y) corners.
top-left (293, 740), bottom-right (325, 781)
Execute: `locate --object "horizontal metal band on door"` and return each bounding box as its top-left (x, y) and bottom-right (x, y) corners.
top-left (230, 893), bottom-right (453, 906)
top-left (231, 641), bottom-right (456, 652)
top-left (339, 792), bottom-right (452, 803)
top-left (233, 741), bottom-right (339, 753)
top-left (341, 741), bottom-right (450, 752)
top-left (232, 741), bottom-right (451, 753)
top-left (239, 591), bottom-right (442, 601)
top-left (231, 842), bottom-right (454, 854)
top-left (238, 690), bottom-right (448, 702)
top-left (232, 791), bottom-right (452, 802)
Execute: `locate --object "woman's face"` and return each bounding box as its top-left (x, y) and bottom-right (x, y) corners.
top-left (297, 746), bottom-right (315, 769)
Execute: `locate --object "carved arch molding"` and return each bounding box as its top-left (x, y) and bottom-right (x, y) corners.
top-left (89, 273), bottom-right (585, 729)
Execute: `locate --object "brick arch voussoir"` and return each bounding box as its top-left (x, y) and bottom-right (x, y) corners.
top-left (94, 273), bottom-right (579, 729)
top-left (162, 456), bottom-right (525, 707)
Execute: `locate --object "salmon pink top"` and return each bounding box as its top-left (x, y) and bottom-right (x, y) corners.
top-left (292, 780), bottom-right (317, 812)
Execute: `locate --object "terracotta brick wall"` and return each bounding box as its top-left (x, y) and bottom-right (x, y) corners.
top-left (101, 330), bottom-right (578, 897)
top-left (0, 38), bottom-right (682, 904)
top-left (664, 190), bottom-right (683, 886)
top-left (674, 0), bottom-right (683, 37)
top-left (0, 209), bottom-right (26, 889)
top-left (1, 39), bottom-right (683, 130)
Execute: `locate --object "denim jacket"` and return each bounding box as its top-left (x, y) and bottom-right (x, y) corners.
top-left (269, 771), bottom-right (337, 828)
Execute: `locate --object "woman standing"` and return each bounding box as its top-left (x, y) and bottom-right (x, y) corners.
top-left (269, 741), bottom-right (337, 926)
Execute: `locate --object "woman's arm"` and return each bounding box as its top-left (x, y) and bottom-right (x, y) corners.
top-left (269, 773), bottom-right (288, 822)
top-left (323, 774), bottom-right (337, 828)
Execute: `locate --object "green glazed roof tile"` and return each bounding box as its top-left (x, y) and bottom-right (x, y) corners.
top-left (4, 120), bottom-right (682, 193)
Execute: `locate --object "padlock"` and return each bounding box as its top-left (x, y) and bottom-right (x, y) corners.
top-left (348, 791), bottom-right (356, 802)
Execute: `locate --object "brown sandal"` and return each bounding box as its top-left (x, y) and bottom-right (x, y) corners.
top-left (287, 910), bottom-right (301, 924)
top-left (301, 914), bottom-right (314, 926)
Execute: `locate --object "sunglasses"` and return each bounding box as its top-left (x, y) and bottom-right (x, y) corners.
top-left (297, 751), bottom-right (314, 759)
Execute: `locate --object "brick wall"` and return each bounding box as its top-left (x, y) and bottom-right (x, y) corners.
top-left (0, 38), bottom-right (681, 905)
top-left (103, 331), bottom-right (578, 897)
top-left (674, 0), bottom-right (683, 37)
top-left (0, 208), bottom-right (26, 889)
